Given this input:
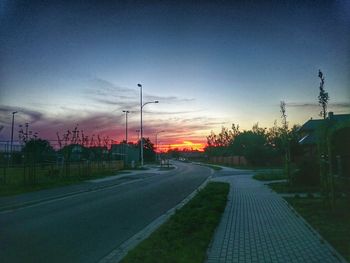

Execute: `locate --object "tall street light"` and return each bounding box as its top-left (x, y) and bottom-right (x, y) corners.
top-left (136, 129), bottom-right (140, 141)
top-left (10, 111), bottom-right (18, 155)
top-left (155, 130), bottom-right (165, 162)
top-left (122, 110), bottom-right (130, 167)
top-left (138, 83), bottom-right (159, 166)
top-left (122, 110), bottom-right (130, 143)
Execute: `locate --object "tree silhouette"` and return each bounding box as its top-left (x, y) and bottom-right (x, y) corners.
top-left (318, 70), bottom-right (329, 119)
top-left (280, 101), bottom-right (291, 184)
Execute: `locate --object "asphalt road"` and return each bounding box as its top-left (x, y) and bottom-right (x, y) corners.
top-left (0, 161), bottom-right (212, 263)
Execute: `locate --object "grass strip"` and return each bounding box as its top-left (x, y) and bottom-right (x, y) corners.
top-left (121, 182), bottom-right (230, 263)
top-left (253, 172), bottom-right (286, 181)
top-left (285, 197), bottom-right (350, 261)
top-left (268, 181), bottom-right (319, 193)
top-left (0, 168), bottom-right (127, 197)
top-left (200, 163), bottom-right (223, 171)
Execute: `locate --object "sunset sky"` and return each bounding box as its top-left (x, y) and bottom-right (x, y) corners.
top-left (1, 0), bottom-right (349, 150)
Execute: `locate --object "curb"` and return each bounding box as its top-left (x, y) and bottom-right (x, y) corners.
top-left (99, 172), bottom-right (214, 263)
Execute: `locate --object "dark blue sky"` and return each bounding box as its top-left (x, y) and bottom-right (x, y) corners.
top-left (0, 0), bottom-right (349, 146)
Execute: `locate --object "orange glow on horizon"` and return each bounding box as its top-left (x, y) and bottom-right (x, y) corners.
top-left (157, 140), bottom-right (205, 152)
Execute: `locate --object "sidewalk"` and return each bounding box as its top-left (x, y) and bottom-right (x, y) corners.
top-left (206, 169), bottom-right (346, 263)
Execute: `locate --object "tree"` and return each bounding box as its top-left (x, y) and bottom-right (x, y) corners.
top-left (137, 137), bottom-right (155, 162)
top-left (230, 130), bottom-right (271, 166)
top-left (280, 101), bottom-right (291, 184)
top-left (318, 70), bottom-right (329, 119)
top-left (22, 138), bottom-right (55, 163)
top-left (205, 124), bottom-right (240, 157)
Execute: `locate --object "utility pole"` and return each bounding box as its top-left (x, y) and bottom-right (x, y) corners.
top-left (138, 84), bottom-right (143, 166)
top-left (25, 123), bottom-right (29, 142)
top-left (138, 83), bottom-right (159, 166)
top-left (122, 110), bottom-right (130, 143)
top-left (10, 111), bottom-right (18, 155)
top-left (155, 130), bottom-right (165, 162)
top-left (122, 110), bottom-right (130, 167)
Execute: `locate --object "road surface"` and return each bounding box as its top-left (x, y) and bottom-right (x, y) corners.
top-left (0, 161), bottom-right (211, 263)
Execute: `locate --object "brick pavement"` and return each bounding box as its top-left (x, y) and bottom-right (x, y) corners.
top-left (206, 170), bottom-right (346, 263)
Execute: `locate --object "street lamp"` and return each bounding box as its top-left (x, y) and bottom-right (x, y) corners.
top-left (122, 110), bottom-right (130, 143)
top-left (138, 83), bottom-right (159, 166)
top-left (122, 110), bottom-right (130, 166)
top-left (10, 111), bottom-right (18, 155)
top-left (136, 129), bottom-right (140, 141)
top-left (155, 130), bottom-right (165, 162)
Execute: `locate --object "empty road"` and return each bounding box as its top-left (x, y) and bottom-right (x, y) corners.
top-left (0, 161), bottom-right (211, 263)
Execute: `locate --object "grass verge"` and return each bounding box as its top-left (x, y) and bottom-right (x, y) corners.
top-left (199, 163), bottom-right (223, 171)
top-left (268, 182), bottom-right (319, 193)
top-left (285, 197), bottom-right (350, 261)
top-left (121, 182), bottom-right (230, 263)
top-left (0, 166), bottom-right (127, 197)
top-left (253, 172), bottom-right (286, 181)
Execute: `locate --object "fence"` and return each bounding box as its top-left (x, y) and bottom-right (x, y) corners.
top-left (0, 160), bottom-right (124, 187)
top-left (209, 156), bottom-right (248, 166)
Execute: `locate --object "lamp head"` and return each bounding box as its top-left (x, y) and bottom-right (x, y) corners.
top-left (137, 84), bottom-right (142, 87)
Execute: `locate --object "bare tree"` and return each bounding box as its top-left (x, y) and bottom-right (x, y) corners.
top-left (280, 101), bottom-right (291, 184)
top-left (318, 70), bottom-right (329, 119)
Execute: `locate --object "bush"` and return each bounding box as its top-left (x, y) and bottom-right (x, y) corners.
top-left (293, 160), bottom-right (320, 187)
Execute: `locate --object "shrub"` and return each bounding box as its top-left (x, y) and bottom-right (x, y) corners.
top-left (293, 160), bottom-right (320, 187)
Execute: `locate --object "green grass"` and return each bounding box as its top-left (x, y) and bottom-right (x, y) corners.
top-left (121, 182), bottom-right (230, 263)
top-left (253, 172), bottom-right (286, 181)
top-left (0, 161), bottom-right (125, 196)
top-left (158, 166), bottom-right (175, 171)
top-left (199, 163), bottom-right (223, 171)
top-left (286, 197), bottom-right (350, 261)
top-left (203, 161), bottom-right (283, 171)
top-left (268, 182), bottom-right (319, 193)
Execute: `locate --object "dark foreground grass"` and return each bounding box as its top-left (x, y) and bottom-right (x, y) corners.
top-left (121, 182), bottom-right (230, 263)
top-left (268, 181), bottom-right (319, 193)
top-left (286, 197), bottom-right (350, 261)
top-left (0, 168), bottom-right (127, 197)
top-left (199, 163), bottom-right (223, 171)
top-left (253, 172), bottom-right (286, 181)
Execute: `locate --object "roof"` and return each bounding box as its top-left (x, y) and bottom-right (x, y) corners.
top-left (299, 134), bottom-right (318, 145)
top-left (299, 113), bottom-right (350, 132)
top-left (298, 119), bottom-right (324, 132)
top-left (330, 114), bottom-right (350, 122)
top-left (298, 113), bottom-right (350, 145)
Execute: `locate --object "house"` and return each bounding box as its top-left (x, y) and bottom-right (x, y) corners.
top-left (110, 143), bottom-right (140, 165)
top-left (298, 112), bottom-right (350, 177)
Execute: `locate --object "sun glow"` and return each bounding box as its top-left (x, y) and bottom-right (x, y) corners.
top-left (158, 140), bottom-right (205, 152)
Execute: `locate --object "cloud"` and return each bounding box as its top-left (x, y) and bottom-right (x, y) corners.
top-left (286, 102), bottom-right (350, 109)
top-left (0, 105), bottom-right (44, 125)
top-left (86, 77), bottom-right (195, 108)
top-left (0, 78), bottom-right (219, 145)
top-left (144, 95), bottom-right (195, 104)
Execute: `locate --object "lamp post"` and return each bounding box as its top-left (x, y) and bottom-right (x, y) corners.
top-left (138, 83), bottom-right (159, 166)
top-left (155, 130), bottom-right (165, 162)
top-left (136, 129), bottom-right (140, 141)
top-left (122, 110), bottom-right (130, 166)
top-left (10, 111), bottom-right (17, 155)
top-left (122, 110), bottom-right (130, 143)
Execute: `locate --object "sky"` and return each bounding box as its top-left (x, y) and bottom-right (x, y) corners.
top-left (0, 0), bottom-right (349, 151)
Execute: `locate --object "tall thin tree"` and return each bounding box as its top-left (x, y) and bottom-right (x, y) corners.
top-left (280, 101), bottom-right (291, 184)
top-left (318, 70), bottom-right (329, 119)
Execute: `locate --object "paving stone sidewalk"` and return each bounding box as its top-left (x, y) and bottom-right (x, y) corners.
top-left (206, 171), bottom-right (347, 263)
